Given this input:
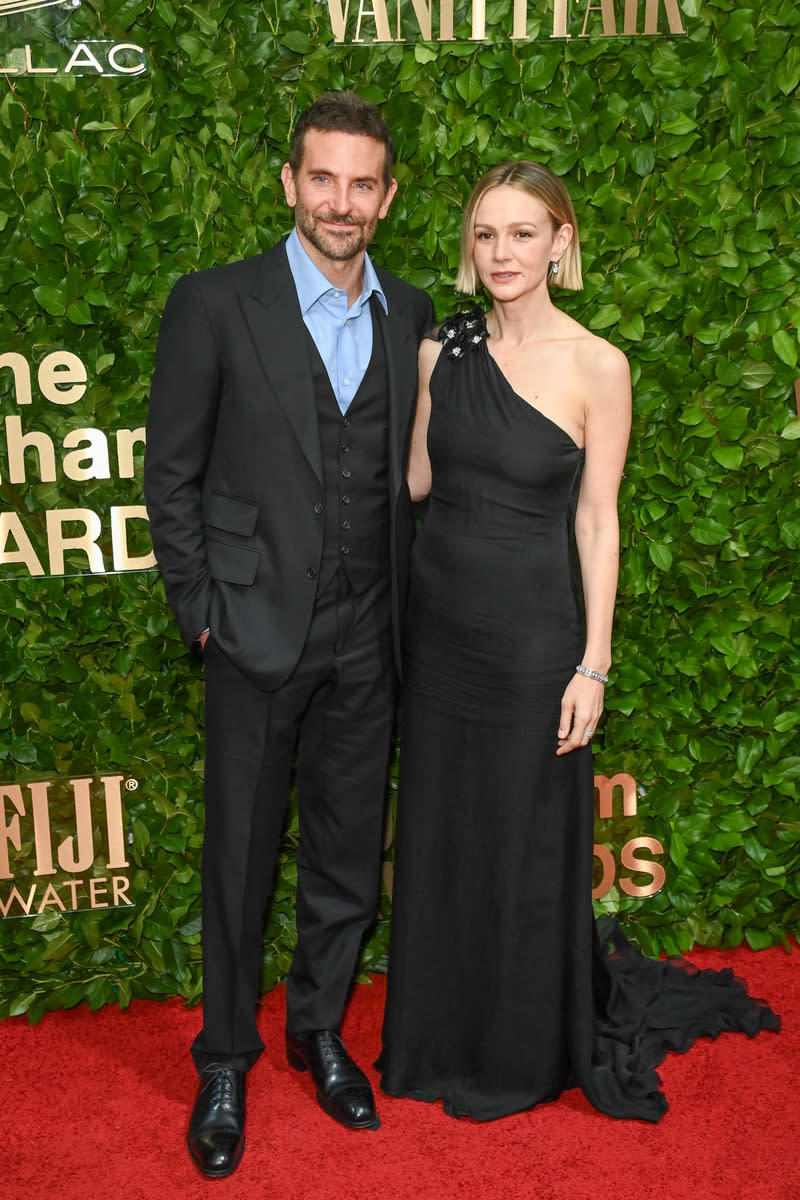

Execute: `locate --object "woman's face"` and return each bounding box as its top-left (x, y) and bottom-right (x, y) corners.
top-left (471, 185), bottom-right (572, 302)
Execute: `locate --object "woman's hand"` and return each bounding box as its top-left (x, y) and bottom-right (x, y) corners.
top-left (556, 672), bottom-right (605, 755)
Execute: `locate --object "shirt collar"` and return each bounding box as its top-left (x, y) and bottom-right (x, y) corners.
top-left (286, 228), bottom-right (388, 316)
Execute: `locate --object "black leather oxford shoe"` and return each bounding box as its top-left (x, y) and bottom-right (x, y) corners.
top-left (286, 1029), bottom-right (380, 1130)
top-left (186, 1064), bottom-right (246, 1178)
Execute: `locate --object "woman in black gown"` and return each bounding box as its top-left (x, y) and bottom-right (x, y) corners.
top-left (378, 161), bottom-right (779, 1123)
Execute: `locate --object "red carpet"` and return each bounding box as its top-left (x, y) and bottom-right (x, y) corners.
top-left (4, 944), bottom-right (798, 1200)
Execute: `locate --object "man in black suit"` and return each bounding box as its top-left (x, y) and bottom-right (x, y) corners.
top-left (144, 92), bottom-right (433, 1178)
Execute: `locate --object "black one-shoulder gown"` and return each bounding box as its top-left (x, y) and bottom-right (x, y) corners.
top-left (379, 311), bottom-right (779, 1123)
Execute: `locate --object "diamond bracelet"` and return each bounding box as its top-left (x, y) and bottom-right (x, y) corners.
top-left (575, 664), bottom-right (609, 684)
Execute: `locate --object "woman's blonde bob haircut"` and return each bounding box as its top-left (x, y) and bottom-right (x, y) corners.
top-left (455, 160), bottom-right (582, 294)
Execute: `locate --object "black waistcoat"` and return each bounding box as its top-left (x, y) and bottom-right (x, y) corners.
top-left (308, 314), bottom-right (391, 597)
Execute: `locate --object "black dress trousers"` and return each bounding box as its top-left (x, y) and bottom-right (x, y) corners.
top-left (192, 570), bottom-right (396, 1073)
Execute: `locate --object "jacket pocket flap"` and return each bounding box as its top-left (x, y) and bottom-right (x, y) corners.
top-left (206, 537), bottom-right (259, 585)
top-left (205, 492), bottom-right (259, 536)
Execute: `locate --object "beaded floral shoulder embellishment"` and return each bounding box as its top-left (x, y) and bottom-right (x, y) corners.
top-left (437, 306), bottom-right (489, 360)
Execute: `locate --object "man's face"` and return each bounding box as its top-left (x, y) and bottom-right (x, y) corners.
top-left (281, 128), bottom-right (397, 267)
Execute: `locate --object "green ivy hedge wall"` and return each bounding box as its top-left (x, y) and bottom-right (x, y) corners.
top-left (0, 0), bottom-right (798, 1022)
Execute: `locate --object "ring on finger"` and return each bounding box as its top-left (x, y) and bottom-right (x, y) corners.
top-left (583, 729), bottom-right (593, 738)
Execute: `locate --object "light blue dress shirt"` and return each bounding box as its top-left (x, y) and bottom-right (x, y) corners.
top-left (285, 227), bottom-right (388, 415)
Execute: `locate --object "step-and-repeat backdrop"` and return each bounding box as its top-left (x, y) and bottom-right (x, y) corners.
top-left (1, 0), bottom-right (798, 1021)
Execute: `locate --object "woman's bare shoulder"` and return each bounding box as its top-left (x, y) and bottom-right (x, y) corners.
top-left (567, 318), bottom-right (629, 380)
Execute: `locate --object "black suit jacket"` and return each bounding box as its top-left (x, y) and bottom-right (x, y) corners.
top-left (144, 238), bottom-right (434, 690)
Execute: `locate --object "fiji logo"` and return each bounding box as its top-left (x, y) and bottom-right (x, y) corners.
top-left (0, 0), bottom-right (80, 15)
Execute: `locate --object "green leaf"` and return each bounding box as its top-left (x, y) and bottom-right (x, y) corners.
top-left (455, 65), bottom-right (484, 107)
top-left (281, 30), bottom-right (312, 53)
top-left (679, 404), bottom-right (706, 426)
top-left (772, 330), bottom-right (798, 368)
top-left (648, 542), bottom-right (673, 570)
top-left (745, 928), bottom-right (776, 951)
top-left (711, 445), bottom-right (744, 470)
top-left (740, 360), bottom-right (775, 390)
top-left (33, 285), bottom-right (66, 316)
top-left (66, 300), bottom-right (94, 325)
top-left (691, 519), bottom-right (731, 546)
top-left (661, 114), bottom-right (698, 135)
top-left (589, 305), bottom-right (621, 330)
top-left (736, 737), bottom-right (765, 775)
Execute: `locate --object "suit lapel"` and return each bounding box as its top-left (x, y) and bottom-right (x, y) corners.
top-left (241, 241), bottom-right (323, 484)
top-left (373, 281), bottom-right (418, 498)
top-left (240, 245), bottom-right (417, 493)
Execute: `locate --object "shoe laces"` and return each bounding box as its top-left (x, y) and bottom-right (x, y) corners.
top-left (316, 1031), bottom-right (343, 1067)
top-left (202, 1064), bottom-right (239, 1105)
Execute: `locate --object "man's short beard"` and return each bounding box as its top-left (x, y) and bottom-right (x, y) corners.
top-left (295, 202), bottom-right (375, 263)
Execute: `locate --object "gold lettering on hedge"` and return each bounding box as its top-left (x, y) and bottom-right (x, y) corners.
top-left (112, 875), bottom-right (132, 905)
top-left (592, 773), bottom-right (665, 899)
top-left (593, 838), bottom-right (665, 898)
top-left (5, 415), bottom-right (58, 483)
top-left (592, 844), bottom-right (616, 899)
top-left (1, 350), bottom-right (85, 408)
top-left (64, 43), bottom-right (105, 74)
top-left (581, 0), bottom-right (616, 36)
top-left (111, 506), bottom-right (157, 572)
top-left (326, 0), bottom-right (688, 40)
top-left (644, 0), bottom-right (684, 33)
top-left (45, 508), bottom-right (104, 574)
top-left (0, 343), bottom-right (155, 576)
top-left (2, 776), bottom-right (131, 882)
top-left (0, 775), bottom-right (134, 918)
top-left (24, 44), bottom-right (56, 74)
top-left (0, 513), bottom-right (45, 575)
top-left (102, 776), bottom-right (130, 871)
top-left (38, 882), bottom-right (66, 912)
top-left (37, 351), bottom-right (86, 405)
top-left (116, 427), bottom-right (146, 478)
top-left (105, 43), bottom-right (147, 75)
top-left (0, 786), bottom-right (24, 880)
top-left (1, 42), bottom-right (147, 78)
top-left (550, 0), bottom-right (686, 38)
top-left (0, 353), bottom-right (33, 406)
top-left (325, 0), bottom-right (352, 41)
top-left (395, 0), bottom-right (433, 39)
top-left (1, 506), bottom-right (157, 576)
top-left (551, 0), bottom-right (568, 36)
top-left (0, 885), bottom-right (36, 917)
top-left (354, 0), bottom-right (392, 41)
top-left (619, 837), bottom-right (666, 896)
top-left (57, 778), bottom-right (94, 873)
top-left (62, 428), bottom-right (111, 481)
top-left (1, 421), bottom-right (147, 485)
top-left (30, 781), bottom-right (56, 876)
top-left (0, 875), bottom-right (134, 916)
top-left (594, 772), bottom-right (637, 819)
top-left (470, 0), bottom-right (486, 38)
